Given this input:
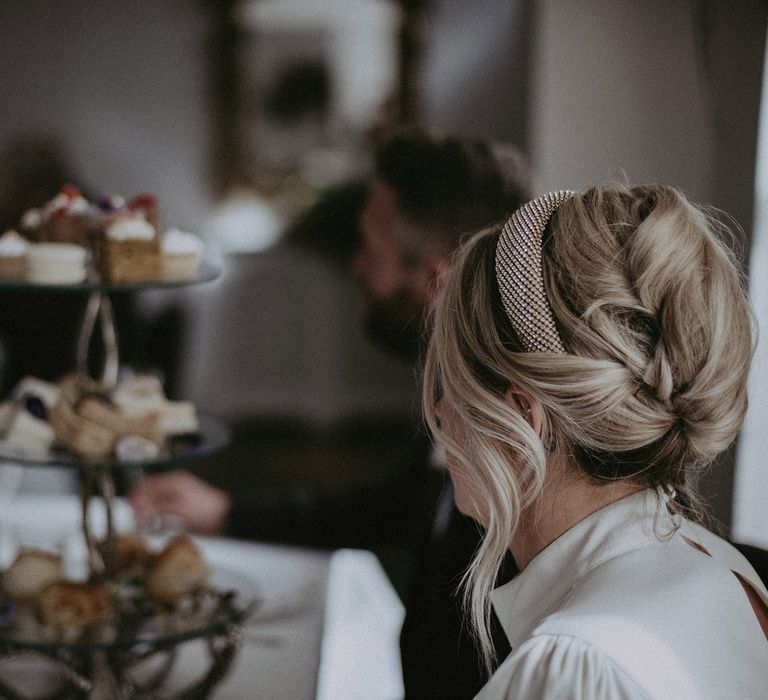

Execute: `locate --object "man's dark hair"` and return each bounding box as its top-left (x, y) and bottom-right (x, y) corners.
top-left (285, 181), bottom-right (368, 267)
top-left (374, 131), bottom-right (530, 253)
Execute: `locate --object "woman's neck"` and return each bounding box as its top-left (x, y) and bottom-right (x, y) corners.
top-left (510, 466), bottom-right (642, 570)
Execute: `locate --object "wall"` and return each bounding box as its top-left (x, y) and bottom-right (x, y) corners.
top-left (0, 0), bottom-right (211, 230)
top-left (421, 0), bottom-right (529, 148)
top-left (529, 0), bottom-right (714, 198)
top-left (734, 40), bottom-right (768, 549)
top-left (527, 0), bottom-right (767, 530)
top-left (180, 246), bottom-right (419, 423)
top-left (0, 0), bottom-right (417, 425)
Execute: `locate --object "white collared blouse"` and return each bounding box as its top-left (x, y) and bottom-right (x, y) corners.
top-left (476, 491), bottom-right (768, 699)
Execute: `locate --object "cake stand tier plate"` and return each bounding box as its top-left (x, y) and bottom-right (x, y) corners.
top-left (0, 261), bottom-right (221, 293)
top-left (0, 414), bottom-right (230, 473)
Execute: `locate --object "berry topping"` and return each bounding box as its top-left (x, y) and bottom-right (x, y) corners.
top-left (168, 432), bottom-right (203, 454)
top-left (96, 194), bottom-right (127, 211)
top-left (128, 193), bottom-right (158, 211)
top-left (23, 395), bottom-right (47, 420)
top-left (60, 183), bottom-right (82, 200)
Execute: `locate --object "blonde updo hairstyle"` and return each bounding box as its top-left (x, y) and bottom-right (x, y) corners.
top-left (423, 182), bottom-right (753, 670)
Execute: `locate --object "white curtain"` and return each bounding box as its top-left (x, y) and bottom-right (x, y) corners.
top-left (733, 33), bottom-right (768, 549)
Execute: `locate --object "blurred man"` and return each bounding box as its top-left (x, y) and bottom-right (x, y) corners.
top-left (130, 131), bottom-right (529, 698)
top-left (356, 133), bottom-right (527, 699)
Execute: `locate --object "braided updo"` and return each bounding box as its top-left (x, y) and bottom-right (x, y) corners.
top-left (542, 185), bottom-right (752, 502)
top-left (423, 182), bottom-right (754, 669)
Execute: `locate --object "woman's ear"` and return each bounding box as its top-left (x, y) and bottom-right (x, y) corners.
top-left (504, 387), bottom-right (542, 436)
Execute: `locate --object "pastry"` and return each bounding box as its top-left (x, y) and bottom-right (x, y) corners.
top-left (24, 185), bottom-right (92, 245)
top-left (0, 403), bottom-right (55, 459)
top-left (0, 376), bottom-right (60, 459)
top-left (111, 374), bottom-right (165, 412)
top-left (111, 532), bottom-right (151, 575)
top-left (156, 400), bottom-right (199, 436)
top-left (0, 230), bottom-right (29, 280)
top-left (18, 208), bottom-right (43, 239)
top-left (2, 549), bottom-right (63, 603)
top-left (99, 215), bottom-right (161, 283)
top-left (11, 376), bottom-right (60, 411)
top-left (162, 229), bottom-right (203, 282)
top-left (112, 374), bottom-right (199, 436)
top-left (145, 536), bottom-right (209, 603)
top-left (49, 379), bottom-right (116, 461)
top-left (37, 581), bottom-right (113, 627)
top-left (77, 396), bottom-right (161, 445)
top-left (114, 435), bottom-right (161, 462)
top-left (49, 397), bottom-right (115, 460)
top-left (26, 242), bottom-right (88, 284)
top-left (50, 377), bottom-right (163, 461)
top-left (128, 193), bottom-right (161, 234)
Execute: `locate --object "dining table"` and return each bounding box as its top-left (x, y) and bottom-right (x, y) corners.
top-left (0, 489), bottom-right (406, 700)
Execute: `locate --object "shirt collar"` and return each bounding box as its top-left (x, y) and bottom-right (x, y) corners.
top-left (492, 489), bottom-right (673, 649)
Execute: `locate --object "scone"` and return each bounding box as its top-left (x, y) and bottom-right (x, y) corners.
top-left (145, 536), bottom-right (209, 603)
top-left (49, 393), bottom-right (115, 461)
top-left (2, 549), bottom-right (63, 603)
top-left (108, 531), bottom-right (152, 576)
top-left (77, 396), bottom-right (161, 445)
top-left (112, 374), bottom-right (199, 437)
top-left (37, 581), bottom-right (113, 627)
top-left (50, 377), bottom-right (162, 461)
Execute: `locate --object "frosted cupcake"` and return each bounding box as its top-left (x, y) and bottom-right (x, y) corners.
top-left (0, 230), bottom-right (29, 280)
top-left (99, 215), bottom-right (161, 283)
top-left (161, 228), bottom-right (203, 281)
top-left (26, 242), bottom-right (87, 284)
top-left (33, 185), bottom-right (92, 245)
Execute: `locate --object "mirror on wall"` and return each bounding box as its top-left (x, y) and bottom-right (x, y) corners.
top-left (206, 0), bottom-right (425, 254)
top-left (237, 0), bottom-right (400, 183)
top-left (211, 0), bottom-right (412, 197)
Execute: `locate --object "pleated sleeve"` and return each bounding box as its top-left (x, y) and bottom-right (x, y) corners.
top-left (475, 634), bottom-right (652, 700)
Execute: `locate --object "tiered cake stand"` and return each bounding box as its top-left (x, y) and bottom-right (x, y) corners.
top-left (0, 267), bottom-right (252, 699)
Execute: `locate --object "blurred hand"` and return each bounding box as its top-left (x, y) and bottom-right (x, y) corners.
top-left (128, 470), bottom-right (231, 536)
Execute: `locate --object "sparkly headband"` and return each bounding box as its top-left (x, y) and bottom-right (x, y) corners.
top-left (495, 190), bottom-right (576, 353)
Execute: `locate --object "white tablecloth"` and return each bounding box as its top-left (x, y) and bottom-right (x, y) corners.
top-left (0, 494), bottom-right (405, 699)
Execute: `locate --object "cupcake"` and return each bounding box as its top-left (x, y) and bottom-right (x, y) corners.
top-left (18, 208), bottom-right (44, 240)
top-left (0, 230), bottom-right (29, 280)
top-left (161, 228), bottom-right (204, 282)
top-left (38, 185), bottom-right (92, 245)
top-left (128, 193), bottom-right (161, 234)
top-left (99, 215), bottom-right (161, 283)
top-left (26, 242), bottom-right (88, 284)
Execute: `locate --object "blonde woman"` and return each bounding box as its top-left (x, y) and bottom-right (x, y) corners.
top-left (424, 184), bottom-right (768, 699)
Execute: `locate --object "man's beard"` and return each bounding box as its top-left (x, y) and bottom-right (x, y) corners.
top-left (364, 290), bottom-right (427, 364)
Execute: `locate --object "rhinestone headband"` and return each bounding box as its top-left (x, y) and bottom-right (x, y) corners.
top-left (495, 190), bottom-right (576, 353)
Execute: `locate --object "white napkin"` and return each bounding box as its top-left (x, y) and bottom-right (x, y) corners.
top-left (316, 549), bottom-right (405, 700)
